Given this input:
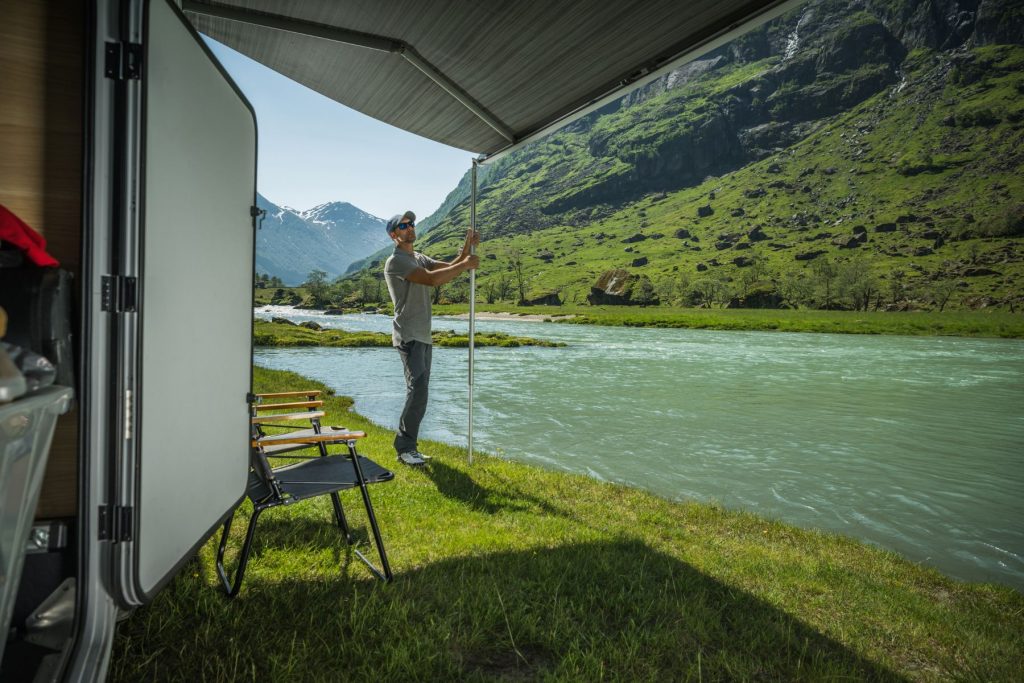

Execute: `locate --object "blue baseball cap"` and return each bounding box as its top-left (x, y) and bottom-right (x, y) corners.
top-left (386, 210), bottom-right (416, 234)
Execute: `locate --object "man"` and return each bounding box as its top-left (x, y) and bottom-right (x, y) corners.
top-left (383, 210), bottom-right (479, 466)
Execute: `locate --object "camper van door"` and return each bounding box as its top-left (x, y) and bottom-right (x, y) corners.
top-left (103, 0), bottom-right (255, 607)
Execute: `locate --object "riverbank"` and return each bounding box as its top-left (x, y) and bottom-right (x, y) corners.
top-left (110, 366), bottom-right (1024, 681)
top-left (254, 319), bottom-right (565, 348)
top-left (433, 303), bottom-right (1024, 338)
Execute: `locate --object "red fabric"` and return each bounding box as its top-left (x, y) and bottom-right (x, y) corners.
top-left (0, 204), bottom-right (59, 267)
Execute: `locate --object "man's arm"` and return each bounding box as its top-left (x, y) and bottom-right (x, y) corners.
top-left (405, 255), bottom-right (479, 287)
top-left (427, 230), bottom-right (481, 269)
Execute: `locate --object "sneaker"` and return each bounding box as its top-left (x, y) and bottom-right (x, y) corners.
top-left (397, 451), bottom-right (426, 467)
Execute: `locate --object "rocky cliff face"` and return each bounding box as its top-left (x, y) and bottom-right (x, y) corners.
top-left (459, 0), bottom-right (1022, 221)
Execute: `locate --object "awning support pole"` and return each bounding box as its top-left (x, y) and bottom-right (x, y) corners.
top-left (468, 158), bottom-right (478, 465)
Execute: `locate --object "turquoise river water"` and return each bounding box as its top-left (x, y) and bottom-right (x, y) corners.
top-left (254, 306), bottom-right (1024, 590)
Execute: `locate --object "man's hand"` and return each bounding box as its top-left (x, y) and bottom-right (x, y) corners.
top-left (459, 229), bottom-right (481, 260)
top-left (463, 254), bottom-right (480, 270)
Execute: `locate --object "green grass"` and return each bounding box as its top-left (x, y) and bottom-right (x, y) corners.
top-left (434, 304), bottom-right (1024, 338)
top-left (109, 367), bottom-right (1024, 681)
top-left (254, 320), bottom-right (565, 348)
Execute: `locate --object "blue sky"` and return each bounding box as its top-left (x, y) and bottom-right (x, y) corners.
top-left (203, 38), bottom-right (473, 219)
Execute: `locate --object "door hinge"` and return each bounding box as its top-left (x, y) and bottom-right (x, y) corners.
top-left (98, 505), bottom-right (134, 542)
top-left (251, 205), bottom-right (266, 229)
top-left (101, 275), bottom-right (138, 312)
top-left (104, 42), bottom-right (143, 80)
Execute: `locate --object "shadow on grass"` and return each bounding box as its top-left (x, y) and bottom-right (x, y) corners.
top-left (115, 539), bottom-right (908, 682)
top-left (425, 461), bottom-right (568, 518)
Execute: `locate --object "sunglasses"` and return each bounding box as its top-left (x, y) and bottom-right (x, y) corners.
top-left (395, 221), bottom-right (415, 230)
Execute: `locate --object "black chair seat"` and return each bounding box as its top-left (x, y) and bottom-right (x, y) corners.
top-left (247, 455), bottom-right (394, 503)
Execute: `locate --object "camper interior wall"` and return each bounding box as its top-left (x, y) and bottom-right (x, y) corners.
top-left (0, 0), bottom-right (83, 519)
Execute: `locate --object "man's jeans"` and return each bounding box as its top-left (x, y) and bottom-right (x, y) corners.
top-left (395, 340), bottom-right (432, 454)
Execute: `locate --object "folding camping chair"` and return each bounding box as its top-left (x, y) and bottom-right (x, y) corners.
top-left (215, 391), bottom-right (394, 597)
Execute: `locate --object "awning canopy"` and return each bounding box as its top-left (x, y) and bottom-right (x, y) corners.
top-left (183, 0), bottom-right (797, 162)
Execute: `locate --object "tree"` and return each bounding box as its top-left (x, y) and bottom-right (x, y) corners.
top-left (687, 276), bottom-right (726, 308)
top-left (303, 269), bottom-right (332, 308)
top-left (778, 269), bottom-right (814, 308)
top-left (812, 257), bottom-right (839, 309)
top-left (507, 247), bottom-right (527, 304)
top-left (888, 269), bottom-right (906, 308)
top-left (931, 279), bottom-right (958, 312)
top-left (840, 259), bottom-right (878, 311)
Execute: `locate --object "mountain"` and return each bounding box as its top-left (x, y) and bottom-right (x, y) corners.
top-left (353, 0), bottom-right (1023, 311)
top-left (254, 194), bottom-right (390, 285)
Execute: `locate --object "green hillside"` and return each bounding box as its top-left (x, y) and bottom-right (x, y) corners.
top-left (354, 0), bottom-right (1023, 312)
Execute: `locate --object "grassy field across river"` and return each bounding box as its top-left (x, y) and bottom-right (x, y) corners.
top-left (434, 303), bottom-right (1024, 338)
top-left (110, 367), bottom-right (1024, 681)
top-left (254, 319), bottom-right (564, 348)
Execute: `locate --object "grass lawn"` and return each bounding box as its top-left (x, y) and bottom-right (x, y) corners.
top-left (435, 304), bottom-right (1024, 338)
top-left (110, 367), bottom-right (1024, 681)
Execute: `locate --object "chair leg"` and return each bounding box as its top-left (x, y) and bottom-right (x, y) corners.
top-left (216, 504), bottom-right (265, 598)
top-left (329, 492), bottom-right (352, 541)
top-left (348, 446), bottom-right (393, 582)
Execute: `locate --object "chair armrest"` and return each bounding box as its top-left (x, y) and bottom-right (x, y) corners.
top-left (253, 431), bottom-right (366, 448)
top-left (253, 400), bottom-right (323, 412)
top-left (251, 410), bottom-right (325, 424)
top-left (255, 390), bottom-right (322, 399)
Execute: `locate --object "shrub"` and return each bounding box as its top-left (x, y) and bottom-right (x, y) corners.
top-left (976, 204), bottom-right (1024, 237)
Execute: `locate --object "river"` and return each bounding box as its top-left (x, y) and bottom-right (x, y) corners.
top-left (254, 306), bottom-right (1024, 590)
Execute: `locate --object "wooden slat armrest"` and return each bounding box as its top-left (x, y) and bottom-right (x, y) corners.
top-left (251, 410), bottom-right (325, 424)
top-left (253, 400), bottom-right (323, 412)
top-left (255, 390), bottom-right (322, 399)
top-left (253, 431), bottom-right (366, 448)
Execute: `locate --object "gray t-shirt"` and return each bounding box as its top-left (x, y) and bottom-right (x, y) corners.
top-left (384, 247), bottom-right (441, 346)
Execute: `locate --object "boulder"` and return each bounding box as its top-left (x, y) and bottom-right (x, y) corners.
top-left (271, 316), bottom-right (297, 326)
top-left (832, 234), bottom-right (862, 249)
top-left (587, 269), bottom-right (659, 305)
top-left (536, 250), bottom-right (554, 262)
top-left (697, 205), bottom-right (714, 218)
top-left (631, 256), bottom-right (649, 267)
top-left (524, 292), bottom-right (562, 306)
top-left (912, 246), bottom-right (934, 257)
top-left (622, 233), bottom-right (648, 243)
top-left (744, 188), bottom-right (766, 199)
top-left (696, 263), bottom-right (709, 272)
top-left (962, 267), bottom-right (1000, 277)
top-left (795, 250), bottom-right (827, 261)
top-left (732, 256), bottom-right (754, 267)
top-left (747, 226), bottom-right (768, 242)
top-left (299, 321), bottom-right (322, 331)
top-left (726, 288), bottom-right (784, 309)
top-left (767, 163), bottom-right (783, 174)
top-left (874, 222), bottom-right (898, 233)
top-left (673, 228), bottom-right (692, 239)
top-left (730, 208), bottom-right (746, 217)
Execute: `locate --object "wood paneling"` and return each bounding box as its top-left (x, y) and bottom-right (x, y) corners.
top-left (0, 1), bottom-right (85, 519)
